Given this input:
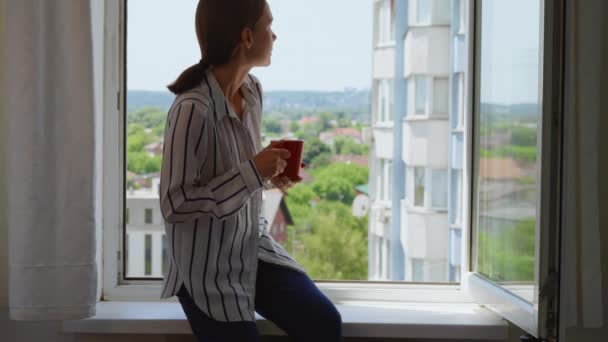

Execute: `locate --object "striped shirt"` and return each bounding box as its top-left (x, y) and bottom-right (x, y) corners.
top-left (159, 69), bottom-right (306, 322)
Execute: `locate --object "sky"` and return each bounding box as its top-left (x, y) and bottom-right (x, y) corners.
top-left (127, 0), bottom-right (373, 92)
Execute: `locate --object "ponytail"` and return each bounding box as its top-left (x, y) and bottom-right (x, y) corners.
top-left (167, 0), bottom-right (265, 95)
top-left (167, 59), bottom-right (210, 95)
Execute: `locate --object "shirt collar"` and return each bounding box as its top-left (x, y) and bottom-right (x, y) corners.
top-left (204, 69), bottom-right (258, 122)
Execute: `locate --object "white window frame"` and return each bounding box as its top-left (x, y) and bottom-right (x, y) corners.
top-left (101, 0), bottom-right (484, 305)
top-left (410, 0), bottom-right (433, 26)
top-left (411, 75), bottom-right (449, 119)
top-left (375, 79), bottom-right (393, 124)
top-left (462, 0), bottom-right (564, 339)
top-left (374, 0), bottom-right (395, 47)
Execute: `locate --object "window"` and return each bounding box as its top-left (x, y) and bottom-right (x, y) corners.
top-left (454, 170), bottom-right (463, 225)
top-left (144, 234), bottom-right (152, 276)
top-left (414, 76), bottom-right (428, 115)
top-left (413, 167), bottom-right (425, 207)
top-left (416, 0), bottom-right (432, 25)
top-left (456, 73), bottom-right (465, 129)
top-left (110, 0), bottom-right (467, 296)
top-left (431, 169), bottom-right (448, 209)
top-left (432, 78), bottom-right (449, 116)
top-left (376, 0), bottom-right (395, 45)
top-left (473, 0), bottom-right (541, 294)
top-left (454, 0), bottom-right (466, 34)
top-left (144, 208), bottom-right (153, 224)
top-left (376, 79), bottom-right (393, 123)
top-left (412, 258), bottom-right (424, 282)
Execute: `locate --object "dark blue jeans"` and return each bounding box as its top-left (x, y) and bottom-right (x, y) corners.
top-left (176, 260), bottom-right (342, 342)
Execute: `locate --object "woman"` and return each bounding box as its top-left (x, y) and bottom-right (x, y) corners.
top-left (159, 0), bottom-right (342, 341)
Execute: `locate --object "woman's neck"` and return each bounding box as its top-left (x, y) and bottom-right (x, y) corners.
top-left (210, 62), bottom-right (251, 103)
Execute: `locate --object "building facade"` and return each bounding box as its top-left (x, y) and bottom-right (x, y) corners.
top-left (369, 0), bottom-right (465, 282)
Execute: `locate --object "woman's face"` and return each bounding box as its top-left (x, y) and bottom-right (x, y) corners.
top-left (247, 2), bottom-right (276, 67)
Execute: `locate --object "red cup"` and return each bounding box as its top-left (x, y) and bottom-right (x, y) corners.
top-left (270, 139), bottom-right (304, 181)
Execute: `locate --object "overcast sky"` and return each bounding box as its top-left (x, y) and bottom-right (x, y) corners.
top-left (127, 0), bottom-right (373, 92)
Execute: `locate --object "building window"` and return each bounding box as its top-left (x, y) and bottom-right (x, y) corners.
top-left (414, 167), bottom-right (425, 207)
top-left (416, 0), bottom-right (432, 25)
top-left (376, 0), bottom-right (395, 45)
top-left (414, 76), bottom-right (428, 115)
top-left (144, 234), bottom-right (152, 276)
top-left (456, 73), bottom-right (465, 129)
top-left (454, 170), bottom-right (463, 225)
top-left (144, 208), bottom-right (153, 224)
top-left (377, 79), bottom-right (393, 123)
top-left (385, 160), bottom-right (393, 201)
top-left (412, 258), bottom-right (425, 282)
top-left (432, 78), bottom-right (449, 116)
top-left (431, 169), bottom-right (448, 209)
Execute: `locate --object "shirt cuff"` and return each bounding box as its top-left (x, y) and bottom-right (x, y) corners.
top-left (240, 159), bottom-right (264, 194)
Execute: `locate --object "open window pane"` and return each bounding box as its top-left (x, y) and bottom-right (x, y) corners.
top-left (473, 0), bottom-right (542, 304)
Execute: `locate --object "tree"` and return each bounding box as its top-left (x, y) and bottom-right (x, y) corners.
top-left (302, 138), bottom-right (331, 165)
top-left (310, 163), bottom-right (368, 205)
top-left (333, 136), bottom-right (366, 155)
top-left (292, 202), bottom-right (368, 280)
top-left (127, 107), bottom-right (167, 129)
top-left (262, 117), bottom-right (282, 134)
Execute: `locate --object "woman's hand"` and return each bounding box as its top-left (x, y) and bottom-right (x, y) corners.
top-left (253, 141), bottom-right (291, 180)
top-left (270, 162), bottom-right (306, 190)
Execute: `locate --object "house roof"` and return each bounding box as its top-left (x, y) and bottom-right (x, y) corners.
top-left (262, 189), bottom-right (293, 226)
top-left (355, 184), bottom-right (369, 195)
top-left (478, 158), bottom-right (527, 180)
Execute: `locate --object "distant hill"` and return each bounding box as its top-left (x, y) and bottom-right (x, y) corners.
top-left (127, 89), bottom-right (371, 115)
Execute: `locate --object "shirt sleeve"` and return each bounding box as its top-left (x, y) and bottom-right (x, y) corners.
top-left (160, 101), bottom-right (263, 223)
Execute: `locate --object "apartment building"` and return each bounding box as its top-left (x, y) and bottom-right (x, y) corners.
top-left (369, 0), bottom-right (465, 282)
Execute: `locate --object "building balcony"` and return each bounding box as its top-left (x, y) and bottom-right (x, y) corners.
top-left (373, 45), bottom-right (395, 79)
top-left (402, 119), bottom-right (449, 168)
top-left (372, 127), bottom-right (394, 159)
top-left (404, 26), bottom-right (451, 77)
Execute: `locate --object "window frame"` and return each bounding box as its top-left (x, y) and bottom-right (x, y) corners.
top-left (462, 0), bottom-right (564, 338)
top-left (101, 0), bottom-right (477, 304)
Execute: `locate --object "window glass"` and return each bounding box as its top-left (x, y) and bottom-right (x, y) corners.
top-left (415, 76), bottom-right (428, 115)
top-left (475, 0), bottom-right (541, 291)
top-left (144, 208), bottom-right (153, 224)
top-left (431, 169), bottom-right (448, 209)
top-left (412, 258), bottom-right (424, 281)
top-left (416, 0), bottom-right (432, 24)
top-left (414, 167), bottom-right (425, 207)
top-left (432, 78), bottom-right (449, 116)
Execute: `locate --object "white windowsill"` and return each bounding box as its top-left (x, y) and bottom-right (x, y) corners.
top-left (62, 301), bottom-right (508, 340)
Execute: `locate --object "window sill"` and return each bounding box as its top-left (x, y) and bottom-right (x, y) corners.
top-left (373, 121), bottom-right (395, 129)
top-left (62, 301), bottom-right (508, 340)
top-left (404, 115), bottom-right (450, 122)
top-left (375, 42), bottom-right (396, 49)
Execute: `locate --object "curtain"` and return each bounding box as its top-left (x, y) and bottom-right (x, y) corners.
top-left (3, 0), bottom-right (97, 320)
top-left (561, 0), bottom-right (608, 338)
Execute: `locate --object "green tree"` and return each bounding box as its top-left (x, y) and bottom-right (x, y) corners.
top-left (127, 107), bottom-right (167, 129)
top-left (310, 152), bottom-right (332, 168)
top-left (262, 117), bottom-right (282, 134)
top-left (302, 138), bottom-right (331, 165)
top-left (294, 202), bottom-right (368, 280)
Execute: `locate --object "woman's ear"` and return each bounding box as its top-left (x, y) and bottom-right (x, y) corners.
top-left (241, 27), bottom-right (255, 50)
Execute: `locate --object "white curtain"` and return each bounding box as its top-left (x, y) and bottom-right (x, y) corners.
top-left (3, 0), bottom-right (97, 320)
top-left (561, 0), bottom-right (608, 339)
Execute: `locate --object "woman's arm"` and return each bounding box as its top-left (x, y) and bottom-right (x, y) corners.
top-left (160, 101), bottom-right (263, 223)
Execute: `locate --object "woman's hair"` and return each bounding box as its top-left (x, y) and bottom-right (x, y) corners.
top-left (167, 0), bottom-right (266, 95)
